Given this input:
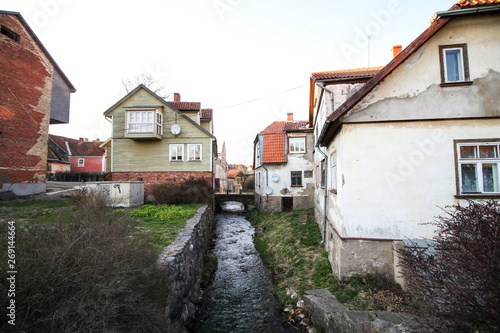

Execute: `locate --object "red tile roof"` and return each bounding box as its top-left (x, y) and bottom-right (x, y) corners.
top-left (284, 121), bottom-right (309, 131)
top-left (227, 168), bottom-right (244, 178)
top-left (455, 0), bottom-right (500, 8)
top-left (311, 67), bottom-right (383, 81)
top-left (169, 101), bottom-right (201, 111)
top-left (201, 108), bottom-right (213, 120)
top-left (258, 119), bottom-right (309, 163)
top-left (49, 135), bottom-right (104, 157)
top-left (259, 121), bottom-right (286, 135)
top-left (262, 133), bottom-right (286, 164)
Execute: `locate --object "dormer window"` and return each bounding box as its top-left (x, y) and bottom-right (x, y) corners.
top-left (1, 26), bottom-right (20, 42)
top-left (439, 44), bottom-right (470, 86)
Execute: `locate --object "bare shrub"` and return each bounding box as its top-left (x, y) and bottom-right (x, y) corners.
top-left (1, 191), bottom-right (173, 332)
top-left (152, 177), bottom-right (212, 205)
top-left (398, 200), bottom-right (500, 332)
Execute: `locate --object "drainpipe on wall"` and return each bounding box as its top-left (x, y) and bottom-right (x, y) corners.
top-left (262, 165), bottom-right (269, 202)
top-left (316, 143), bottom-right (328, 244)
top-left (315, 83), bottom-right (335, 113)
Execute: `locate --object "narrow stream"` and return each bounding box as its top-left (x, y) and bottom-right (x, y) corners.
top-left (193, 208), bottom-right (291, 333)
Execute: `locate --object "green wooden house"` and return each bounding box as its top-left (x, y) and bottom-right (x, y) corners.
top-left (102, 85), bottom-right (216, 199)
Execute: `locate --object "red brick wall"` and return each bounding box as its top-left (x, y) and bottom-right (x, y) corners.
top-left (0, 14), bottom-right (53, 188)
top-left (111, 171), bottom-right (213, 199)
top-left (69, 156), bottom-right (104, 173)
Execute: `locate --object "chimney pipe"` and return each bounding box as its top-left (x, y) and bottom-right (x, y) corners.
top-left (287, 113), bottom-right (293, 122)
top-left (174, 93), bottom-right (180, 102)
top-left (391, 45), bottom-right (402, 59)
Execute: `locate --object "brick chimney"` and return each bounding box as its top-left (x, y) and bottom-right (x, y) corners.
top-left (287, 113), bottom-right (293, 122)
top-left (174, 93), bottom-right (181, 102)
top-left (391, 45), bottom-right (402, 59)
top-left (79, 137), bottom-right (84, 143)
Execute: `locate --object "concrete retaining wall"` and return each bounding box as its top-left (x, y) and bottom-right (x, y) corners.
top-left (157, 204), bottom-right (213, 332)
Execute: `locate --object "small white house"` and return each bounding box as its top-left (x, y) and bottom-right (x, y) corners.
top-left (254, 113), bottom-right (314, 212)
top-left (311, 0), bottom-right (500, 282)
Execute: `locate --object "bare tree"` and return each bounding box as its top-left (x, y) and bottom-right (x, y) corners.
top-left (121, 74), bottom-right (169, 99)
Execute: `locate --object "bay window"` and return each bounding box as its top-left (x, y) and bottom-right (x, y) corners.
top-left (126, 109), bottom-right (163, 135)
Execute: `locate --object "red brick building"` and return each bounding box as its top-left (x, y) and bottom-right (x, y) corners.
top-left (0, 11), bottom-right (75, 197)
top-left (48, 135), bottom-right (105, 174)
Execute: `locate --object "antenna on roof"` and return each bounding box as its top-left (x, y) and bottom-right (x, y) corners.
top-left (368, 35), bottom-right (374, 67)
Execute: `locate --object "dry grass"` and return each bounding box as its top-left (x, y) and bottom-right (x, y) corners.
top-left (0, 190), bottom-right (174, 332)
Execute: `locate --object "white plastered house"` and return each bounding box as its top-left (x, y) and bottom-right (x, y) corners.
top-left (311, 0), bottom-right (500, 283)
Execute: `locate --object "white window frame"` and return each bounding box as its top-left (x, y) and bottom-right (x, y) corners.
top-left (289, 137), bottom-right (306, 154)
top-left (169, 144), bottom-right (184, 162)
top-left (187, 144), bottom-right (202, 161)
top-left (78, 158), bottom-right (84, 167)
top-left (126, 109), bottom-right (163, 135)
top-left (443, 48), bottom-right (465, 82)
top-left (456, 141), bottom-right (500, 195)
top-left (439, 44), bottom-right (469, 84)
top-left (331, 151), bottom-right (337, 191)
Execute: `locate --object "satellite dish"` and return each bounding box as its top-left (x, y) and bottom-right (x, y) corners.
top-left (264, 186), bottom-right (273, 195)
top-left (271, 173), bottom-right (279, 182)
top-left (171, 124), bottom-right (181, 135)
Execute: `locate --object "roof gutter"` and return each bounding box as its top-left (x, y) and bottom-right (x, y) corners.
top-left (316, 120), bottom-right (331, 147)
top-left (436, 5), bottom-right (500, 18)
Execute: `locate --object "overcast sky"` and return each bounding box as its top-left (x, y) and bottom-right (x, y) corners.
top-left (2, 0), bottom-right (455, 164)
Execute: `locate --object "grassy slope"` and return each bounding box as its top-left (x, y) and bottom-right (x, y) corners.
top-left (249, 209), bottom-right (413, 318)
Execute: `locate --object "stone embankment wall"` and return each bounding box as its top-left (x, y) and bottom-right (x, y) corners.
top-left (304, 289), bottom-right (424, 333)
top-left (157, 204), bottom-right (213, 332)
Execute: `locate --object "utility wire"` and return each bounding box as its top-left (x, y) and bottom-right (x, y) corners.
top-left (217, 85), bottom-right (307, 110)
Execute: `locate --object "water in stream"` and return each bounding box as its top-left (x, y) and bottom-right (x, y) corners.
top-left (193, 210), bottom-right (289, 333)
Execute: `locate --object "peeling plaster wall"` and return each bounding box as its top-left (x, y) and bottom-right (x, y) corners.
top-left (341, 119), bottom-right (500, 240)
top-left (345, 15), bottom-right (500, 122)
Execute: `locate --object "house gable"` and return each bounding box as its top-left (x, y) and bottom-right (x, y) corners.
top-left (343, 15), bottom-right (500, 125)
top-left (319, 3), bottom-right (500, 146)
top-left (104, 85), bottom-right (215, 140)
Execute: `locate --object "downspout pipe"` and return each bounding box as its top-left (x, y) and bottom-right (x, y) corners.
top-left (316, 143), bottom-right (328, 244)
top-left (262, 165), bottom-right (269, 202)
top-left (316, 82), bottom-right (335, 112)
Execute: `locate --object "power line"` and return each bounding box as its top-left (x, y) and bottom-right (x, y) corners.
top-left (217, 85), bottom-right (307, 110)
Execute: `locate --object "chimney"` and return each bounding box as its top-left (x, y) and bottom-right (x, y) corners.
top-left (174, 93), bottom-right (181, 102)
top-left (79, 137), bottom-right (84, 143)
top-left (391, 45), bottom-right (402, 59)
top-left (287, 113), bottom-right (293, 122)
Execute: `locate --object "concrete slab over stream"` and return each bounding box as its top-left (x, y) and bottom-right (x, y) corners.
top-left (303, 289), bottom-right (425, 333)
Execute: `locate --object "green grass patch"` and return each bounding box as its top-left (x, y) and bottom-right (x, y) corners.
top-left (131, 203), bottom-right (202, 249)
top-left (0, 199), bottom-right (71, 225)
top-left (249, 209), bottom-right (407, 314)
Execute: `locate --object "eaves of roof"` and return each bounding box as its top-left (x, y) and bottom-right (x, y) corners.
top-left (103, 84), bottom-right (215, 139)
top-left (311, 67), bottom-right (384, 82)
top-left (318, 15), bottom-right (455, 146)
top-left (0, 11), bottom-right (76, 92)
